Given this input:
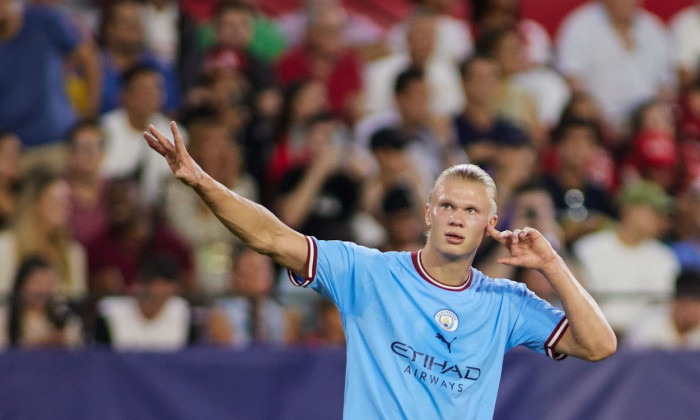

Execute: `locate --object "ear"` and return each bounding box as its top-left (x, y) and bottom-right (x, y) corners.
top-left (424, 201), bottom-right (431, 229)
top-left (484, 215), bottom-right (498, 237)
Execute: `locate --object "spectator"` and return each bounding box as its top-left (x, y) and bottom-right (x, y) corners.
top-left (470, 0), bottom-right (552, 67)
top-left (207, 247), bottom-right (300, 347)
top-left (386, 0), bottom-right (473, 65)
top-left (164, 112), bottom-right (258, 296)
top-left (364, 12), bottom-right (464, 118)
top-left (626, 269), bottom-right (700, 349)
top-left (0, 0), bottom-right (100, 172)
top-left (98, 0), bottom-right (179, 113)
top-left (87, 177), bottom-right (194, 295)
top-left (542, 118), bottom-right (616, 246)
top-left (277, 2), bottom-right (364, 122)
top-left (277, 0), bottom-right (383, 52)
top-left (265, 80), bottom-right (329, 190)
top-left (305, 298), bottom-right (345, 347)
top-left (356, 67), bottom-right (464, 192)
top-left (671, 178), bottom-right (700, 272)
top-left (474, 26), bottom-right (545, 145)
top-left (101, 64), bottom-right (184, 204)
top-left (0, 256), bottom-right (83, 349)
top-left (378, 185), bottom-right (425, 253)
top-left (556, 0), bottom-right (675, 136)
top-left (669, 1), bottom-right (700, 90)
top-left (0, 170), bottom-right (87, 301)
top-left (95, 254), bottom-right (194, 351)
top-left (555, 93), bottom-right (618, 189)
top-left (622, 99), bottom-right (698, 195)
top-left (0, 132), bottom-right (21, 230)
top-left (572, 180), bottom-right (680, 336)
top-left (453, 55), bottom-right (529, 172)
top-left (274, 114), bottom-right (360, 242)
top-left (65, 119), bottom-right (109, 247)
top-left (362, 127), bottom-right (426, 221)
top-left (141, 0), bottom-right (202, 93)
top-left (203, 1), bottom-right (278, 117)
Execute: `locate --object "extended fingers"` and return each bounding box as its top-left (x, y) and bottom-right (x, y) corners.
top-left (170, 121), bottom-right (186, 154)
top-left (143, 131), bottom-right (169, 156)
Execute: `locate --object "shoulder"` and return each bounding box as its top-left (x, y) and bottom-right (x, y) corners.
top-left (670, 6), bottom-right (699, 30)
top-left (472, 269), bottom-right (530, 297)
top-left (560, 3), bottom-right (604, 30)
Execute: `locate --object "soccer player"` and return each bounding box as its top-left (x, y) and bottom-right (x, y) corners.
top-left (144, 122), bottom-right (616, 419)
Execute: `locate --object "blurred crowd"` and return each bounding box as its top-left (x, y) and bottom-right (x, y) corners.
top-left (1, 0), bottom-right (700, 352)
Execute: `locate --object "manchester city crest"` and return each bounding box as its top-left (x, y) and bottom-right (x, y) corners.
top-left (434, 309), bottom-right (459, 332)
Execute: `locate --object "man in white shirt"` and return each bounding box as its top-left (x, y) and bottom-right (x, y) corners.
top-left (556, 0), bottom-right (675, 134)
top-left (364, 12), bottom-right (464, 117)
top-left (101, 64), bottom-right (186, 204)
top-left (573, 180), bottom-right (680, 336)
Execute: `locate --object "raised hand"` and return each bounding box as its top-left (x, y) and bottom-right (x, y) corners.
top-left (143, 122), bottom-right (204, 188)
top-left (486, 224), bottom-right (559, 271)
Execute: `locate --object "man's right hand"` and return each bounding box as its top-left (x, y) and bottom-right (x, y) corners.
top-left (143, 122), bottom-right (204, 188)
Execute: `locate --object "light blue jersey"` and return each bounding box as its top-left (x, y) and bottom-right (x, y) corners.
top-left (289, 237), bottom-right (568, 420)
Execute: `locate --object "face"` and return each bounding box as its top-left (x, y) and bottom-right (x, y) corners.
top-left (307, 8), bottom-right (345, 57)
top-left (640, 103), bottom-right (675, 136)
top-left (407, 16), bottom-right (436, 66)
top-left (122, 71), bottom-right (165, 117)
top-left (216, 9), bottom-right (253, 49)
top-left (621, 204), bottom-right (669, 239)
top-left (425, 179), bottom-right (497, 259)
top-left (557, 126), bottom-right (597, 169)
top-left (672, 297), bottom-right (700, 334)
top-left (495, 31), bottom-right (527, 74)
top-left (67, 127), bottom-right (105, 176)
top-left (37, 180), bottom-right (71, 230)
top-left (0, 133), bottom-right (21, 181)
top-left (106, 180), bottom-right (142, 228)
top-left (233, 249), bottom-right (274, 296)
top-left (396, 79), bottom-right (429, 124)
top-left (106, 2), bottom-right (143, 52)
top-left (463, 59), bottom-right (500, 106)
top-left (21, 268), bottom-right (58, 309)
top-left (602, 0), bottom-right (641, 23)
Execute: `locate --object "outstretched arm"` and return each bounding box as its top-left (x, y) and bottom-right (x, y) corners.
top-left (486, 224), bottom-right (616, 361)
top-left (144, 122), bottom-right (308, 274)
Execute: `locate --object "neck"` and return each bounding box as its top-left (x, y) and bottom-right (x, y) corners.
top-left (0, 15), bottom-right (22, 41)
top-left (557, 164), bottom-right (586, 189)
top-left (465, 103), bottom-right (496, 127)
top-left (127, 110), bottom-right (150, 132)
top-left (420, 244), bottom-right (474, 287)
top-left (616, 224), bottom-right (647, 246)
top-left (66, 169), bottom-right (100, 186)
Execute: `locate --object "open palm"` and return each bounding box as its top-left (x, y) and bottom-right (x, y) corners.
top-left (143, 122), bottom-right (203, 187)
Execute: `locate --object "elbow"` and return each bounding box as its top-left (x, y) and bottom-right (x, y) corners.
top-left (585, 335), bottom-right (617, 362)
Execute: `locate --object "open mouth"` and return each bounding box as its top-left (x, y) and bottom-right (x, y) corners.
top-left (445, 232), bottom-right (465, 243)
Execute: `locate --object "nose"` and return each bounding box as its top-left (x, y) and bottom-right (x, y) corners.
top-left (448, 213), bottom-right (464, 227)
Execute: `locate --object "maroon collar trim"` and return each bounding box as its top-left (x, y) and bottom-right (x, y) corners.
top-left (411, 250), bottom-right (473, 291)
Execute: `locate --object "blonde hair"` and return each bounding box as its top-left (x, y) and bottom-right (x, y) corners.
top-left (429, 164), bottom-right (498, 217)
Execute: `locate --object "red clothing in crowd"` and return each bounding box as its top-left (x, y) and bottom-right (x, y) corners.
top-left (276, 46), bottom-right (363, 118)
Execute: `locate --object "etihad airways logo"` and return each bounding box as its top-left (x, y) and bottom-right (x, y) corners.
top-left (391, 341), bottom-right (481, 393)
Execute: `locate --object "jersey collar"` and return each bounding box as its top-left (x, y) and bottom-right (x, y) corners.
top-left (411, 250), bottom-right (473, 291)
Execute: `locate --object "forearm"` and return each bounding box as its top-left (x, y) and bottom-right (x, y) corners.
top-left (194, 174), bottom-right (307, 273)
top-left (540, 256), bottom-right (616, 360)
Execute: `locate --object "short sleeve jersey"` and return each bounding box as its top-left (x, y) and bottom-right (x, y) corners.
top-left (289, 237), bottom-right (568, 420)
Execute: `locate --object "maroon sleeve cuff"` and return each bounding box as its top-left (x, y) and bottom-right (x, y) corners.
top-left (286, 236), bottom-right (317, 288)
top-left (545, 317), bottom-right (569, 361)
